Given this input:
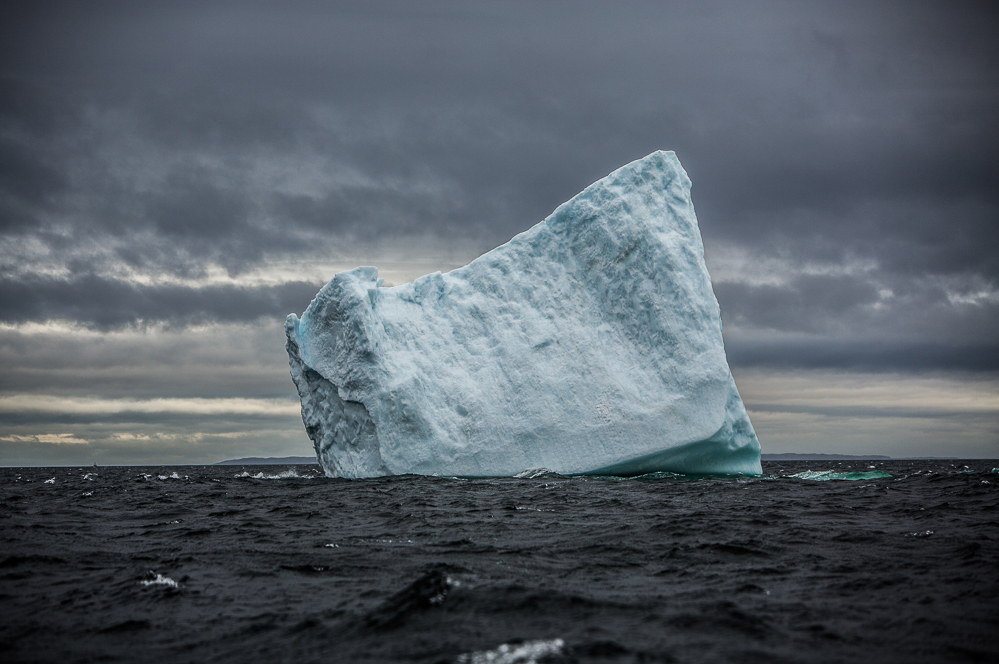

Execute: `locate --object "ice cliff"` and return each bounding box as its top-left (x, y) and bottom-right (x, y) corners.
top-left (286, 151), bottom-right (761, 478)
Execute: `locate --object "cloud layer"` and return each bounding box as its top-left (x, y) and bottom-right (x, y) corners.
top-left (2, 1), bottom-right (997, 462)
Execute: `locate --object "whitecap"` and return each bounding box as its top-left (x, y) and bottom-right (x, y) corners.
top-left (234, 469), bottom-right (320, 480)
top-left (456, 638), bottom-right (565, 664)
top-left (788, 470), bottom-right (892, 481)
top-left (141, 572), bottom-right (179, 589)
top-left (513, 468), bottom-right (566, 479)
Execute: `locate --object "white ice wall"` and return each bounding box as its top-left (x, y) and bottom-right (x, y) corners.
top-left (286, 151), bottom-right (761, 477)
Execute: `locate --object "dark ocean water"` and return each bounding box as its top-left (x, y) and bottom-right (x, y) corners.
top-left (1, 460), bottom-right (997, 664)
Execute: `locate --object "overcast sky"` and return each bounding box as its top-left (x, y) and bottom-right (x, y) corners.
top-left (1, 0), bottom-right (997, 465)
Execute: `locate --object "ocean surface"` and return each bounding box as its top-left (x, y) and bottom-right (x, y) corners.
top-left (1, 460), bottom-right (997, 663)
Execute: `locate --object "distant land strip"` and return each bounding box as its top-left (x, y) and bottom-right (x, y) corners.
top-left (215, 456), bottom-right (319, 465)
top-left (760, 453), bottom-right (959, 460)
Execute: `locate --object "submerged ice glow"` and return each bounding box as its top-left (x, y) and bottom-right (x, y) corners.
top-left (286, 151), bottom-right (761, 478)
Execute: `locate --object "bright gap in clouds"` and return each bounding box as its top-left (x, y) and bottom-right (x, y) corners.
top-left (735, 369), bottom-right (999, 458)
top-left (0, 395), bottom-right (300, 416)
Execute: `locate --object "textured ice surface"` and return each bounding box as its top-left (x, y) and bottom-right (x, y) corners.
top-left (286, 151), bottom-right (761, 478)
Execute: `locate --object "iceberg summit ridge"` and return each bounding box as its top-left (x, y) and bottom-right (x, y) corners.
top-left (286, 150), bottom-right (762, 478)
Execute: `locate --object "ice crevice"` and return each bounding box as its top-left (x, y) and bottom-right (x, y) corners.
top-left (286, 150), bottom-right (762, 478)
top-left (286, 320), bottom-right (388, 477)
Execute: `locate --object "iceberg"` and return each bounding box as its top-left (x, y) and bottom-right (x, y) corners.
top-left (286, 151), bottom-right (761, 478)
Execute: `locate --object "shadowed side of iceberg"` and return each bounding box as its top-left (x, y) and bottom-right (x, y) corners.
top-left (285, 150), bottom-right (762, 478)
top-left (286, 314), bottom-right (388, 477)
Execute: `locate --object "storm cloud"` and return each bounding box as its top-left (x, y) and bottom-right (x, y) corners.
top-left (1, 1), bottom-right (996, 462)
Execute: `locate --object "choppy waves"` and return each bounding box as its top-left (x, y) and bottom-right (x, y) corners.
top-left (234, 468), bottom-right (323, 480)
top-left (785, 469), bottom-right (894, 481)
top-left (1, 459), bottom-right (996, 663)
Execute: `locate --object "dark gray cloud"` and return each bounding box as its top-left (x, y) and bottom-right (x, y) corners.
top-left (726, 339), bottom-right (999, 373)
top-left (0, 319), bottom-right (296, 399)
top-left (0, 274), bottom-right (321, 328)
top-left (1, 0), bottom-right (997, 371)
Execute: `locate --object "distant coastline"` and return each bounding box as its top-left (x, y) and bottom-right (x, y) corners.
top-left (215, 456), bottom-right (318, 465)
top-left (761, 453), bottom-right (959, 460)
top-left (762, 453), bottom-right (890, 460)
